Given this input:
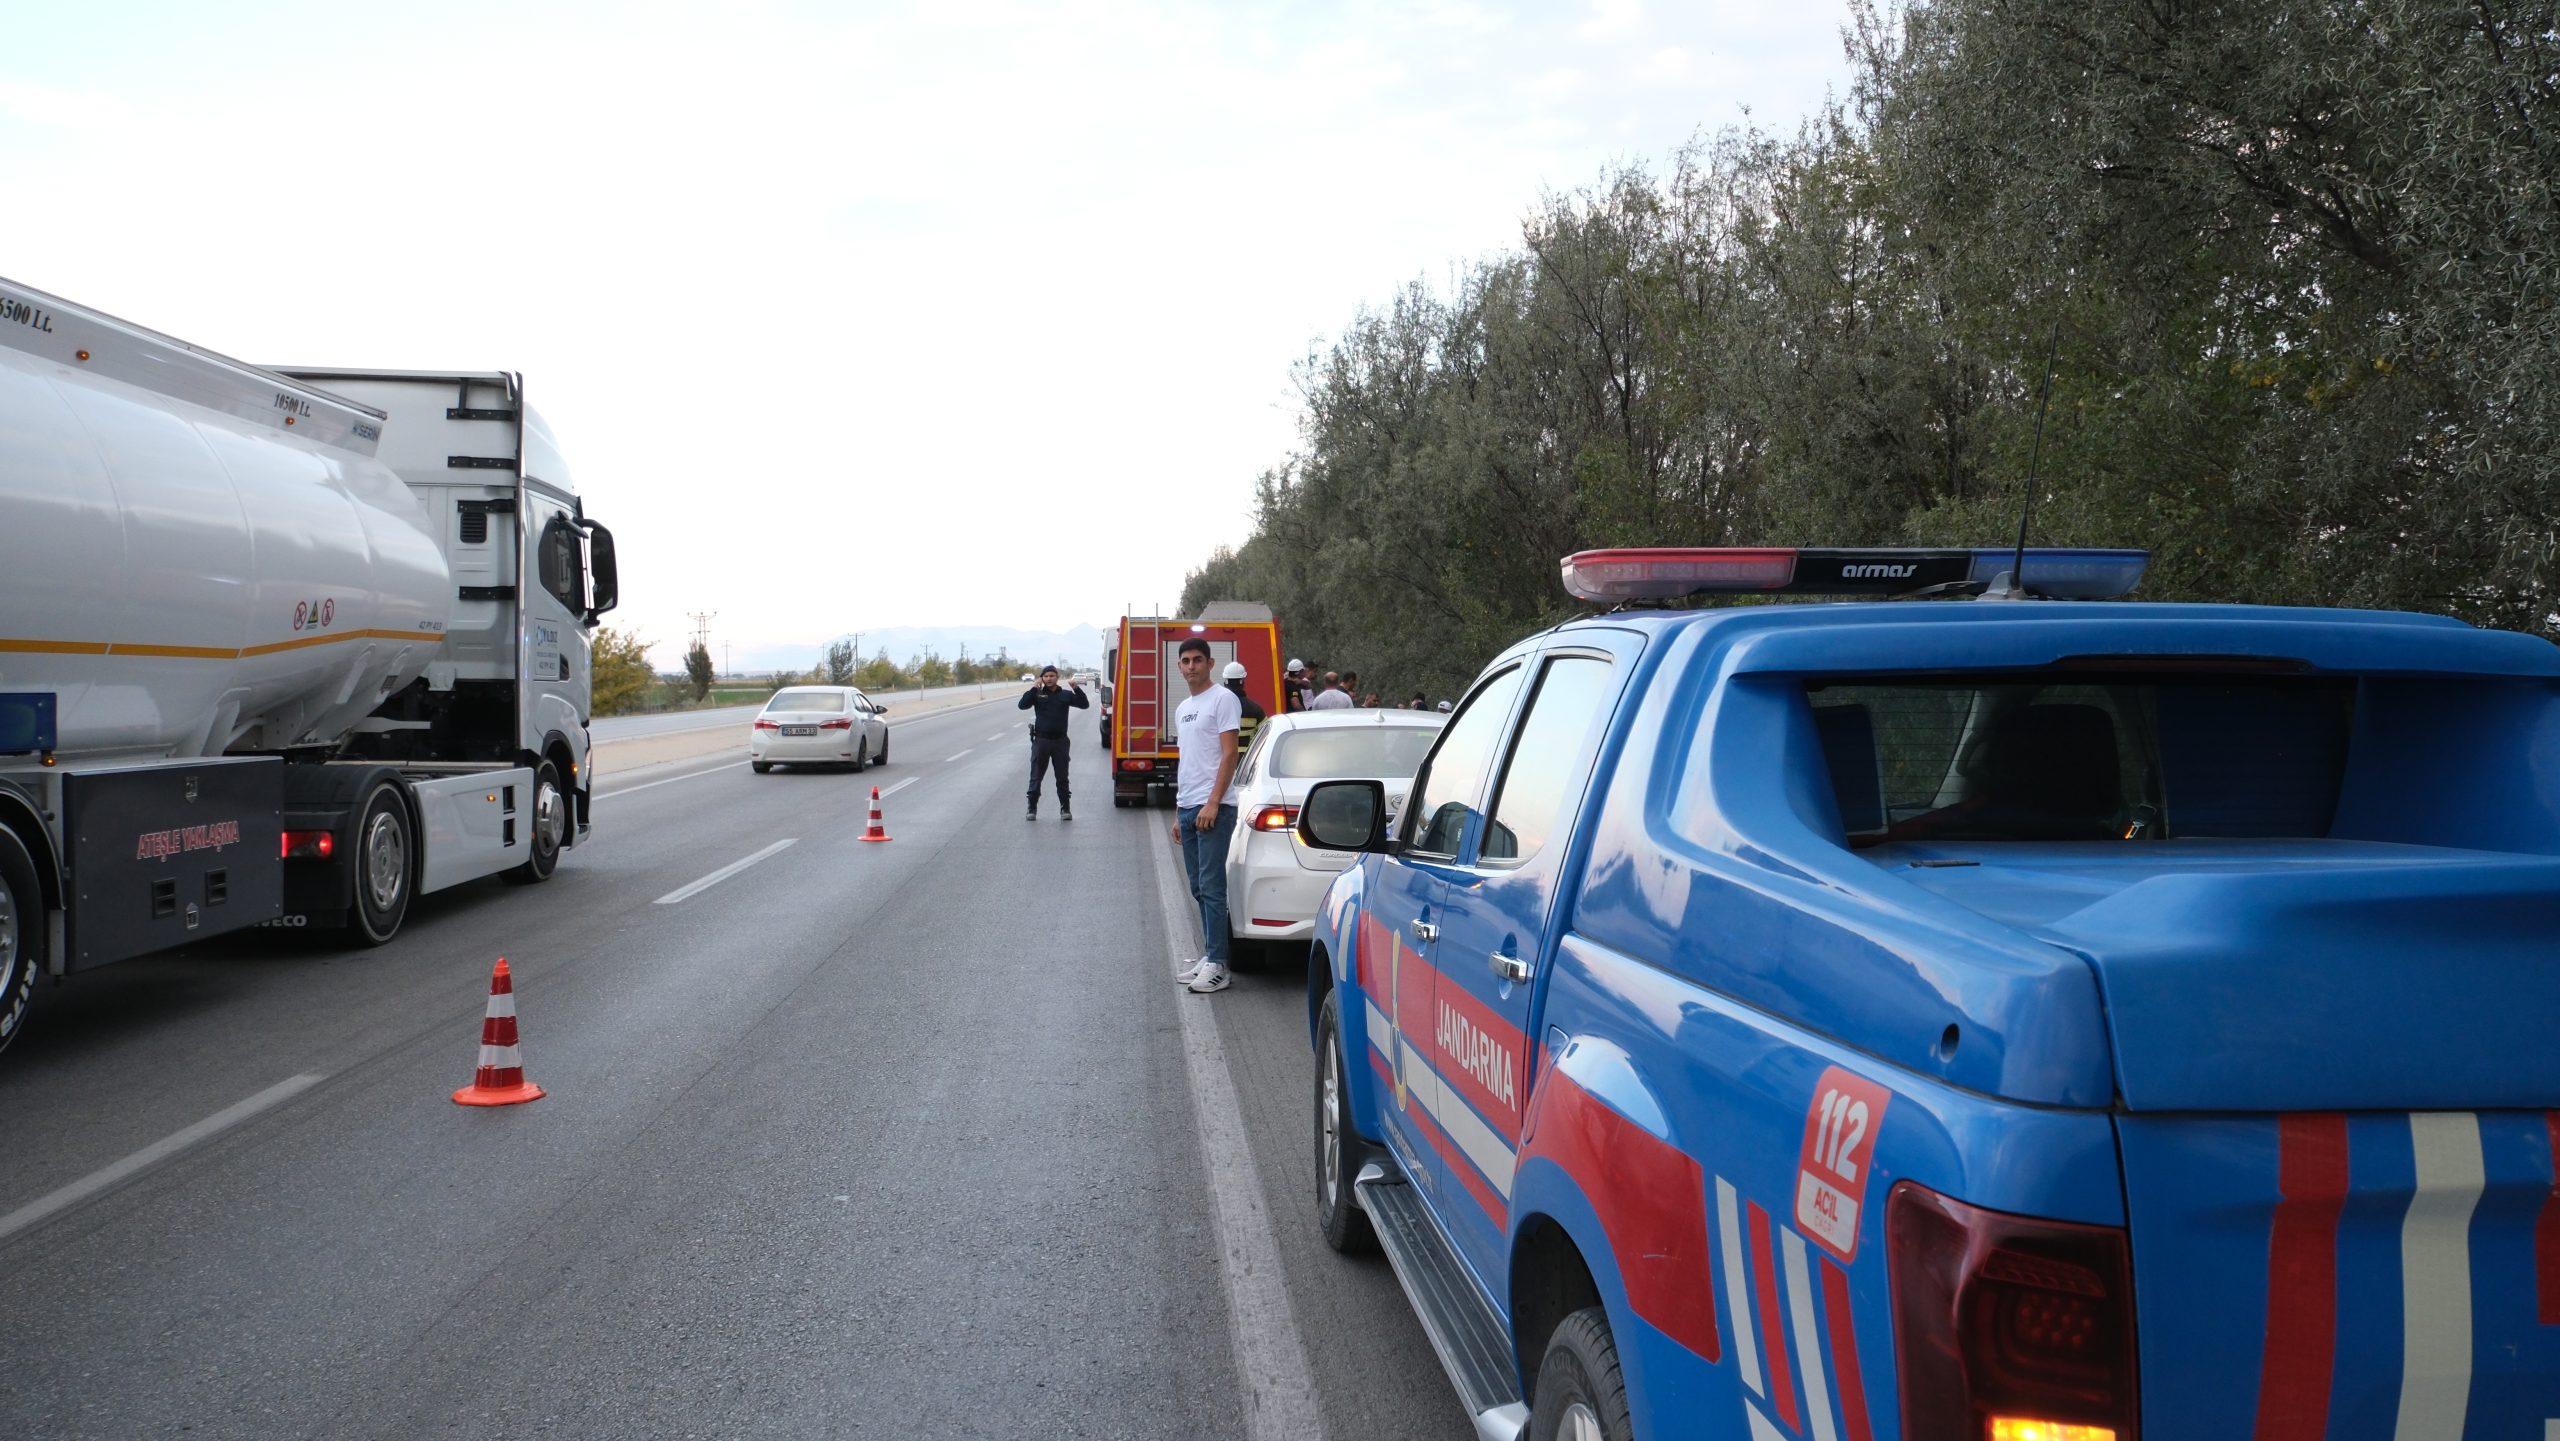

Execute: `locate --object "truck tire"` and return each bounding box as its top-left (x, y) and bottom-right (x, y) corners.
top-left (1527, 1308), bottom-right (1633, 1441)
top-left (1314, 990), bottom-right (1378, 1254)
top-left (505, 761), bottom-right (565, 885)
top-left (0, 826), bottom-right (45, 1058)
top-left (348, 781), bottom-right (413, 946)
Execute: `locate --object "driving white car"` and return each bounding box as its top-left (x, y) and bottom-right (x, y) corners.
top-left (1223, 707), bottom-right (1444, 954)
top-left (750, 686), bottom-right (891, 773)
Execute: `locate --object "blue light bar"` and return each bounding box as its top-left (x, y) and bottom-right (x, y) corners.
top-left (1965, 548), bottom-right (2151, 600)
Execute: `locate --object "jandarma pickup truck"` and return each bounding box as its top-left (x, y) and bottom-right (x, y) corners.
top-left (1295, 546), bottom-right (2560, 1441)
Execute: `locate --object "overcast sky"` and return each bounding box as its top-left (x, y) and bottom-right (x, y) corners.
top-left (5, 0), bottom-right (1855, 669)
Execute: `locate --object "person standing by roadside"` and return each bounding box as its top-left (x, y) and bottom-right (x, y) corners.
top-left (1170, 639), bottom-right (1242, 994)
top-left (1222, 661), bottom-right (1267, 755)
top-left (1018, 664), bottom-right (1087, 821)
top-left (1283, 659), bottom-right (1312, 713)
top-left (1309, 670), bottom-right (1352, 710)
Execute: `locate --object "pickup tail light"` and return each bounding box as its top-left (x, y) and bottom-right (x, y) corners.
top-left (282, 829), bottom-right (334, 860)
top-left (752, 718), bottom-right (780, 730)
top-left (1253, 805), bottom-right (1300, 832)
top-left (818, 717), bottom-right (854, 730)
top-left (1888, 1183), bottom-right (2139, 1441)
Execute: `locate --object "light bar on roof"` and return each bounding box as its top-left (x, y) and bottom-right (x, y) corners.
top-left (1558, 547), bottom-right (2149, 602)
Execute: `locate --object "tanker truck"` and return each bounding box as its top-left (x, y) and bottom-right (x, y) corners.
top-left (0, 278), bottom-right (618, 1055)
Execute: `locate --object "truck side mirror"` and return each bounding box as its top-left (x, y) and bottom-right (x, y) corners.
top-left (583, 521), bottom-right (619, 621)
top-left (1298, 779), bottom-right (1388, 853)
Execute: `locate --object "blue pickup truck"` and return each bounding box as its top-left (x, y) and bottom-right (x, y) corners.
top-left (1296, 547), bottom-right (2560, 1441)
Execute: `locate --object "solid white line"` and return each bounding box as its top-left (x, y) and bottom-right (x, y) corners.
top-left (1149, 830), bottom-right (1326, 1441)
top-left (877, 776), bottom-right (919, 800)
top-left (654, 838), bottom-right (796, 904)
top-left (944, 749), bottom-right (974, 761)
top-left (1718, 1176), bottom-right (1767, 1398)
top-left (2394, 1111), bottom-right (2485, 1441)
top-left (598, 760), bottom-right (746, 798)
top-left (0, 1073), bottom-right (327, 1243)
top-left (1782, 1227), bottom-right (1841, 1441)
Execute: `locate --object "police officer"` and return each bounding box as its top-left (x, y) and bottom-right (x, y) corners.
top-left (1019, 664), bottom-right (1088, 821)
top-left (1222, 661), bottom-right (1266, 755)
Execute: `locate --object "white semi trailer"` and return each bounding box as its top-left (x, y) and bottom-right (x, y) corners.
top-left (0, 278), bottom-right (618, 1054)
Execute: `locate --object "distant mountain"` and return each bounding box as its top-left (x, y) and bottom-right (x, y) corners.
top-left (670, 624), bottom-right (1111, 677)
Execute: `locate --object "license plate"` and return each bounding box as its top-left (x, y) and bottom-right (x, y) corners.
top-left (783, 725), bottom-right (816, 736)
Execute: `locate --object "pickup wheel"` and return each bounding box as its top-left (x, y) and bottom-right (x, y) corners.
top-left (348, 781), bottom-right (413, 947)
top-left (1314, 990), bottom-right (1377, 1254)
top-left (1527, 1308), bottom-right (1633, 1441)
top-left (0, 826), bottom-right (45, 1058)
top-left (505, 761), bottom-right (566, 885)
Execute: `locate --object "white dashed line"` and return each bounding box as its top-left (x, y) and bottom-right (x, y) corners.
top-left (596, 760), bottom-right (747, 798)
top-left (945, 749), bottom-right (973, 761)
top-left (654, 839), bottom-right (796, 904)
top-left (877, 777), bottom-right (919, 800)
top-left (0, 1073), bottom-right (328, 1243)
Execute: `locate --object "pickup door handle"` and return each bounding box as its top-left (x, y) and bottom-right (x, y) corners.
top-left (1408, 920), bottom-right (1438, 944)
top-left (1489, 952), bottom-right (1531, 984)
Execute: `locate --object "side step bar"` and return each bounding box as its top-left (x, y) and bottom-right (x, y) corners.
top-left (1355, 1163), bottom-right (1530, 1441)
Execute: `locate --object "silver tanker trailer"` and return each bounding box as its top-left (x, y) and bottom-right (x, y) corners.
top-left (0, 278), bottom-right (618, 1055)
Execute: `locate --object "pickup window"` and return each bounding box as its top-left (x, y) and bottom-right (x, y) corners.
top-left (1407, 665), bottom-right (1525, 857)
top-left (1808, 672), bottom-right (2355, 844)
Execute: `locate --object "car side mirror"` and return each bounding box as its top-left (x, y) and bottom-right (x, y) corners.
top-left (1298, 779), bottom-right (1388, 853)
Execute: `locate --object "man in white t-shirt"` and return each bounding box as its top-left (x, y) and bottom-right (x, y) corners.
top-left (1169, 638), bottom-right (1243, 994)
top-left (1307, 669), bottom-right (1353, 710)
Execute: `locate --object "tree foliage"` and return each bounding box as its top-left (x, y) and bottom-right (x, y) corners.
top-left (1184, 0), bottom-right (2560, 694)
top-left (825, 639), bottom-right (858, 685)
top-left (683, 641), bottom-right (715, 701)
top-left (590, 627), bottom-right (656, 716)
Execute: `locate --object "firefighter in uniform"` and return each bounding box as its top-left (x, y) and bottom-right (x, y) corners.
top-left (1222, 661), bottom-right (1267, 755)
top-left (1019, 664), bottom-right (1088, 820)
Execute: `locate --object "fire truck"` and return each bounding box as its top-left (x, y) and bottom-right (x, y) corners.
top-left (1105, 604), bottom-right (1285, 807)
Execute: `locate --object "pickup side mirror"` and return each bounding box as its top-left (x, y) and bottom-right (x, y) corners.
top-left (1298, 779), bottom-right (1389, 853)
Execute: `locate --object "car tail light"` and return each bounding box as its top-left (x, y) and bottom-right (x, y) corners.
top-left (753, 718), bottom-right (780, 730)
top-left (1888, 1183), bottom-right (2139, 1441)
top-left (1253, 805), bottom-right (1300, 831)
top-left (282, 829), bottom-right (334, 860)
top-left (818, 717), bottom-right (854, 730)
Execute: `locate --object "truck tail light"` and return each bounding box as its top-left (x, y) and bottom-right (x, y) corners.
top-left (1887, 1182), bottom-right (2139, 1441)
top-left (1119, 759), bottom-right (1154, 772)
top-left (282, 829), bottom-right (334, 860)
top-left (818, 717), bottom-right (854, 730)
top-left (753, 718), bottom-right (780, 730)
top-left (1252, 805), bottom-right (1300, 831)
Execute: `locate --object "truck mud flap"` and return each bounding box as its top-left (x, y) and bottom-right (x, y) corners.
top-left (63, 757), bottom-right (283, 969)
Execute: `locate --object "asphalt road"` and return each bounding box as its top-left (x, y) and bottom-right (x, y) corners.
top-left (0, 698), bottom-right (1467, 1440)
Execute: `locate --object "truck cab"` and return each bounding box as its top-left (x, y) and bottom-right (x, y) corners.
top-left (1299, 547), bottom-right (2560, 1441)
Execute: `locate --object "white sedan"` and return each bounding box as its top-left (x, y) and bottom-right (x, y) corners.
top-left (749, 686), bottom-right (891, 773)
top-left (1223, 707), bottom-right (1444, 952)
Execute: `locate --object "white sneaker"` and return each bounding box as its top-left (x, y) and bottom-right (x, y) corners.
top-left (1187, 963), bottom-right (1231, 994)
top-left (1173, 959), bottom-right (1207, 986)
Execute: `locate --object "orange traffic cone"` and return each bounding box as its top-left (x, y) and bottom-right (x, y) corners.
top-left (858, 785), bottom-right (892, 843)
top-left (452, 957), bottom-right (545, 1106)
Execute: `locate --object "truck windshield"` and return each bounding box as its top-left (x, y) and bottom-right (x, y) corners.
top-left (1805, 672), bottom-right (2355, 844)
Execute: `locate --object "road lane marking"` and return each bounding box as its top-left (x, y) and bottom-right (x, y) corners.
top-left (986, 732), bottom-right (1007, 742)
top-left (1148, 834), bottom-right (1326, 1440)
top-left (597, 760), bottom-right (747, 798)
top-left (654, 839), bottom-right (796, 904)
top-left (877, 777), bottom-right (919, 800)
top-left (944, 749), bottom-right (973, 761)
top-left (0, 1073), bottom-right (327, 1243)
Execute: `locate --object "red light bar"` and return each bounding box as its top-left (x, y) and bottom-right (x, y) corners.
top-left (1562, 548), bottom-right (1798, 600)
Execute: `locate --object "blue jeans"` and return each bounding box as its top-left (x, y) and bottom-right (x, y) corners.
top-left (1177, 804), bottom-right (1236, 964)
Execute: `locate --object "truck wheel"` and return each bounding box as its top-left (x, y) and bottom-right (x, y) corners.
top-left (505, 761), bottom-right (565, 885)
top-left (0, 827), bottom-right (45, 1057)
top-left (349, 781), bottom-right (413, 946)
top-left (1528, 1308), bottom-right (1633, 1441)
top-left (1314, 991), bottom-right (1378, 1254)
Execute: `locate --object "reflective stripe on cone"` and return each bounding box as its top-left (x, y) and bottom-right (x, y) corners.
top-left (453, 957), bottom-right (545, 1106)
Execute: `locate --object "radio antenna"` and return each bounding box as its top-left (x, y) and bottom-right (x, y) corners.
top-left (1993, 317), bottom-right (2065, 600)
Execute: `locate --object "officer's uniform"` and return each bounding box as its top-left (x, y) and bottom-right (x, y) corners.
top-left (1019, 674), bottom-right (1089, 817)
